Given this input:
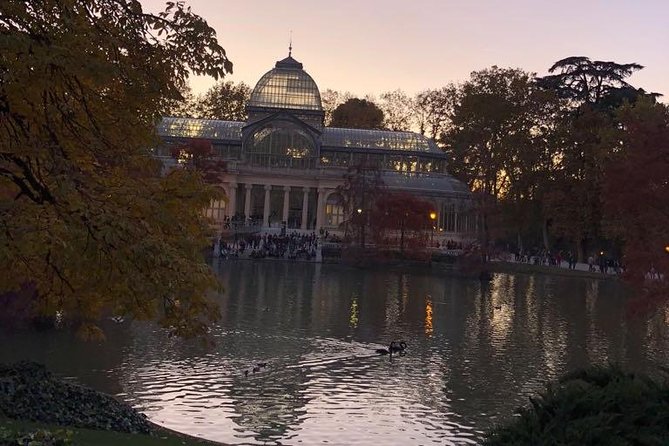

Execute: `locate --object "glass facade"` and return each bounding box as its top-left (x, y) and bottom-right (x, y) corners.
top-left (322, 128), bottom-right (440, 153)
top-left (248, 68), bottom-right (323, 111)
top-left (246, 123), bottom-right (316, 169)
top-left (157, 117), bottom-right (242, 140)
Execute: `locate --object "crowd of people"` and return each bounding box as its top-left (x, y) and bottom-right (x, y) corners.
top-left (510, 248), bottom-right (623, 275)
top-left (218, 231), bottom-right (320, 261)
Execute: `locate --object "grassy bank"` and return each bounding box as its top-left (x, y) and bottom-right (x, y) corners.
top-left (0, 417), bottom-right (219, 445)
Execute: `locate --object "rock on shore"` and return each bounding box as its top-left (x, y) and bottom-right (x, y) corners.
top-left (0, 362), bottom-right (151, 434)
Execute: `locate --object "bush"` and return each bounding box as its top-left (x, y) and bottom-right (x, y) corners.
top-left (484, 365), bottom-right (669, 446)
top-left (0, 427), bottom-right (72, 446)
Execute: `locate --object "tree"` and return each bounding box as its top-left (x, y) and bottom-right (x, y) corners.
top-left (192, 80), bottom-right (251, 121)
top-left (170, 139), bottom-right (227, 185)
top-left (0, 0), bottom-right (232, 338)
top-left (444, 67), bottom-right (556, 256)
top-left (330, 98), bottom-right (384, 129)
top-left (602, 99), bottom-right (669, 312)
top-left (337, 163), bottom-right (385, 248)
top-left (378, 89), bottom-right (415, 131)
top-left (373, 192), bottom-right (434, 253)
top-left (538, 56), bottom-right (654, 260)
top-left (321, 88), bottom-right (352, 126)
top-left (537, 56), bottom-right (651, 107)
top-left (414, 86), bottom-right (456, 140)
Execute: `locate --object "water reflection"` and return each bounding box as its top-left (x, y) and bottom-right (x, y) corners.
top-left (1, 261), bottom-right (667, 445)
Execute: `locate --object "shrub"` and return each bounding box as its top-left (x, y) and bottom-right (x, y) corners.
top-left (484, 364), bottom-right (669, 446)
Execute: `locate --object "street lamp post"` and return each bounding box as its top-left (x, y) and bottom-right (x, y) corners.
top-left (429, 211), bottom-right (437, 247)
top-left (357, 208), bottom-right (364, 248)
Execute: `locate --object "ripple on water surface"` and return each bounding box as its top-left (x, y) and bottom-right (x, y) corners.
top-left (1, 262), bottom-right (667, 445)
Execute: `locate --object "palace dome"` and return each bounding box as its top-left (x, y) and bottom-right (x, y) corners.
top-left (248, 55), bottom-right (323, 111)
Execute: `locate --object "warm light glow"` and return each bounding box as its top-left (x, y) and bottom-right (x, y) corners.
top-left (429, 211), bottom-right (437, 220)
top-left (665, 245), bottom-right (669, 254)
top-left (425, 298), bottom-right (433, 336)
top-left (357, 208), bottom-right (362, 214)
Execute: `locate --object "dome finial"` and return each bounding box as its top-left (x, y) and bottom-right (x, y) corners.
top-left (288, 30), bottom-right (293, 57)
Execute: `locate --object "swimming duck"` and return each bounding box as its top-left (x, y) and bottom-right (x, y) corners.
top-left (389, 340), bottom-right (407, 353)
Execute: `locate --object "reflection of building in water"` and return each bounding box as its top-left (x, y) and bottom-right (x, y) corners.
top-left (155, 51), bottom-right (473, 241)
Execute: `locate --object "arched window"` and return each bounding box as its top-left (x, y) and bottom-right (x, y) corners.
top-left (205, 199), bottom-right (226, 224)
top-left (325, 193), bottom-right (345, 227)
top-left (247, 122), bottom-right (315, 169)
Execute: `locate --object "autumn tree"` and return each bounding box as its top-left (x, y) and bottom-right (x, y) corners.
top-left (414, 87), bottom-right (456, 140)
top-left (378, 89), bottom-right (415, 131)
top-left (331, 98), bottom-right (385, 130)
top-left (337, 163), bottom-right (386, 248)
top-left (170, 139), bottom-right (227, 185)
top-left (602, 99), bottom-right (669, 312)
top-left (538, 57), bottom-right (655, 260)
top-left (444, 67), bottom-right (557, 255)
top-left (373, 192), bottom-right (434, 253)
top-left (192, 80), bottom-right (251, 121)
top-left (321, 89), bottom-right (353, 126)
top-left (0, 0), bottom-right (233, 338)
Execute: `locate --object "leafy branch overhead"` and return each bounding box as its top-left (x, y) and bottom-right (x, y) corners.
top-left (0, 0), bottom-right (233, 337)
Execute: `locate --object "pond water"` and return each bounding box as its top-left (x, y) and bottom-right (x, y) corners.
top-left (1, 260), bottom-right (668, 445)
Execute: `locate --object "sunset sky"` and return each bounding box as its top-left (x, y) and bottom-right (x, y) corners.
top-left (140, 0), bottom-right (669, 100)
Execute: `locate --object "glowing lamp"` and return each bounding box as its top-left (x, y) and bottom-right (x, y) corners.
top-left (429, 211), bottom-right (437, 220)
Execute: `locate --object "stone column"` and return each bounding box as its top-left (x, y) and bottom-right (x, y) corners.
top-left (315, 188), bottom-right (326, 232)
top-left (263, 185), bottom-right (271, 228)
top-left (282, 186), bottom-right (291, 224)
top-left (243, 183), bottom-right (252, 220)
top-left (301, 187), bottom-right (310, 230)
top-left (227, 183), bottom-right (237, 218)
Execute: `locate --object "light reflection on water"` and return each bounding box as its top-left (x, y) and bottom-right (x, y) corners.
top-left (1, 261), bottom-right (668, 445)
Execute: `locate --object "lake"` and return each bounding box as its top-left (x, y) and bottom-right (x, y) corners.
top-left (1, 260), bottom-right (667, 445)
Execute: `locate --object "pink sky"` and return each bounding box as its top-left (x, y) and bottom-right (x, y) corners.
top-left (140, 0), bottom-right (668, 100)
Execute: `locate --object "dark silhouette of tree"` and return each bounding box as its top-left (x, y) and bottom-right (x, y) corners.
top-left (331, 98), bottom-right (384, 129)
top-left (373, 192), bottom-right (434, 253)
top-left (537, 56), bottom-right (649, 106)
top-left (602, 98), bottom-right (669, 313)
top-left (444, 66), bottom-right (557, 257)
top-left (337, 163), bottom-right (385, 248)
top-left (414, 87), bottom-right (456, 140)
top-left (539, 56), bottom-right (656, 260)
top-left (193, 80), bottom-right (251, 121)
top-left (321, 89), bottom-right (353, 126)
top-left (378, 90), bottom-right (415, 131)
top-left (0, 0), bottom-right (231, 339)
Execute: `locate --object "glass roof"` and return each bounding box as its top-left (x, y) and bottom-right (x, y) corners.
top-left (322, 128), bottom-right (441, 154)
top-left (382, 172), bottom-right (470, 195)
top-left (157, 117), bottom-right (242, 141)
top-left (248, 56), bottom-right (323, 111)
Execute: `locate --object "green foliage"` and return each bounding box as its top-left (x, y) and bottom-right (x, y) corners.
top-left (191, 81), bottom-right (251, 121)
top-left (331, 98), bottom-right (384, 129)
top-left (443, 66), bottom-right (560, 251)
top-left (0, 426), bottom-right (72, 446)
top-left (0, 0), bottom-right (230, 337)
top-left (484, 365), bottom-right (669, 446)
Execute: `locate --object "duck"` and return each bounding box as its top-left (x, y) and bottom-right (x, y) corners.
top-left (252, 366), bottom-right (261, 373)
top-left (257, 362), bottom-right (268, 368)
top-left (389, 340), bottom-right (407, 353)
top-left (375, 347), bottom-right (391, 355)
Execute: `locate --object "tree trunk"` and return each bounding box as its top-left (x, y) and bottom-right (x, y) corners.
top-left (576, 238), bottom-right (584, 263)
top-left (542, 219), bottom-right (550, 251)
